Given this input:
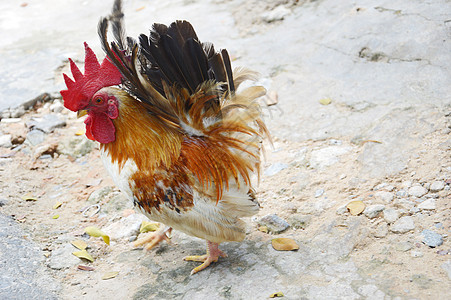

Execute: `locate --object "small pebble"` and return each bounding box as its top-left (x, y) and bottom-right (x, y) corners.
top-left (402, 181), bottom-right (412, 188)
top-left (395, 241), bottom-right (413, 252)
top-left (429, 181), bottom-right (445, 192)
top-left (396, 190), bottom-right (408, 197)
top-left (411, 251), bottom-right (424, 258)
top-left (390, 216), bottom-right (415, 233)
top-left (408, 185), bottom-right (428, 198)
top-left (314, 189), bottom-right (324, 198)
top-left (374, 191), bottom-right (393, 203)
top-left (383, 208), bottom-right (399, 224)
top-left (421, 230), bottom-right (443, 248)
top-left (264, 163), bottom-right (288, 176)
top-left (0, 134), bottom-right (12, 148)
top-left (257, 214), bottom-right (290, 234)
top-left (363, 204), bottom-right (385, 219)
top-left (417, 199), bottom-right (436, 210)
top-left (373, 223), bottom-right (388, 238)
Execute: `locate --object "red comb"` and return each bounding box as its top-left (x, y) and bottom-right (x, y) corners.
top-left (60, 42), bottom-right (122, 111)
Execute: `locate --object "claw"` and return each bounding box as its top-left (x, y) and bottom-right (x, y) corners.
top-left (133, 226), bottom-right (172, 250)
top-left (184, 241), bottom-right (227, 275)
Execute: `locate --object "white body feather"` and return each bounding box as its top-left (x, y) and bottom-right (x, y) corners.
top-left (101, 148), bottom-right (259, 243)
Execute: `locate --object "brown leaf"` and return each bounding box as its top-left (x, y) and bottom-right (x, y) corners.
top-left (52, 202), bottom-right (62, 209)
top-left (346, 200), bottom-right (365, 215)
top-left (21, 193), bottom-right (37, 201)
top-left (85, 226), bottom-right (110, 245)
top-left (71, 240), bottom-right (88, 250)
top-left (319, 98), bottom-right (332, 105)
top-left (72, 250), bottom-right (94, 262)
top-left (139, 221), bottom-right (160, 233)
top-left (78, 265), bottom-right (95, 271)
top-left (258, 226), bottom-right (269, 233)
top-left (101, 271), bottom-right (119, 280)
top-left (271, 238), bottom-right (299, 251)
top-left (269, 292), bottom-right (284, 298)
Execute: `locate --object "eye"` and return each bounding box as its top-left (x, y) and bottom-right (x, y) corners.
top-left (94, 97), bottom-right (104, 105)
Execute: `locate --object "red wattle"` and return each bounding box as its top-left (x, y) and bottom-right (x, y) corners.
top-left (84, 116), bottom-right (95, 141)
top-left (85, 112), bottom-right (116, 143)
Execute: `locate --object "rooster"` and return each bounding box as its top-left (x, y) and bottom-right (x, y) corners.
top-left (61, 0), bottom-right (268, 275)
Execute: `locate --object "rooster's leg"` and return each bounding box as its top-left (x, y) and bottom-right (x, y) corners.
top-left (133, 226), bottom-right (172, 250)
top-left (184, 240), bottom-right (227, 275)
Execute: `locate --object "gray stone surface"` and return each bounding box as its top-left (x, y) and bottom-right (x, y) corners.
top-left (47, 243), bottom-right (80, 270)
top-left (0, 214), bottom-right (59, 299)
top-left (1, 0), bottom-right (450, 298)
top-left (263, 162), bottom-right (288, 176)
top-left (27, 114), bottom-right (66, 133)
top-left (309, 146), bottom-right (352, 169)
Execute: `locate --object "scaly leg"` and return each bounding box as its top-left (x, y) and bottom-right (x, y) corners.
top-left (184, 240), bottom-right (227, 275)
top-left (133, 226), bottom-right (172, 250)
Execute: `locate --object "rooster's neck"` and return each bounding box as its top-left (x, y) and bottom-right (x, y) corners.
top-left (100, 93), bottom-right (182, 173)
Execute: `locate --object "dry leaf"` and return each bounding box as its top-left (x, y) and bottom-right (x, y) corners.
top-left (72, 250), bottom-right (94, 262)
top-left (101, 271), bottom-right (119, 280)
top-left (52, 214), bottom-right (59, 219)
top-left (319, 98), bottom-right (332, 105)
top-left (77, 265), bottom-right (95, 271)
top-left (71, 240), bottom-right (88, 250)
top-left (269, 292), bottom-right (284, 298)
top-left (139, 221), bottom-right (160, 233)
top-left (258, 226), bottom-right (269, 233)
top-left (85, 226), bottom-right (110, 245)
top-left (53, 202), bottom-right (62, 209)
top-left (75, 129), bottom-right (85, 136)
top-left (271, 238), bottom-right (299, 251)
top-left (346, 200), bottom-right (365, 215)
top-left (21, 193), bottom-right (37, 201)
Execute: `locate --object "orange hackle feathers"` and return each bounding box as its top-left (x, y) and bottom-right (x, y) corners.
top-left (60, 43), bottom-right (123, 111)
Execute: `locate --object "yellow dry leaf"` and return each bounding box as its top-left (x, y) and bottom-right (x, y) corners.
top-left (53, 202), bottom-right (62, 209)
top-left (71, 240), bottom-right (88, 250)
top-left (85, 226), bottom-right (110, 245)
top-left (346, 200), bottom-right (365, 215)
top-left (75, 129), bottom-right (85, 136)
top-left (139, 221), bottom-right (160, 233)
top-left (52, 214), bottom-right (59, 219)
top-left (21, 193), bottom-right (37, 201)
top-left (269, 292), bottom-right (284, 298)
top-left (319, 98), bottom-right (332, 105)
top-left (101, 271), bottom-right (119, 280)
top-left (72, 250), bottom-right (94, 262)
top-left (271, 238), bottom-right (299, 251)
top-left (258, 226), bottom-right (269, 233)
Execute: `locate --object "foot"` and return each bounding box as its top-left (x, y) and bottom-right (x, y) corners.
top-left (184, 241), bottom-right (227, 275)
top-left (133, 226), bottom-right (172, 250)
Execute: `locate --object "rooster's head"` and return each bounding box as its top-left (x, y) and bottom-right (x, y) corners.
top-left (60, 43), bottom-right (123, 143)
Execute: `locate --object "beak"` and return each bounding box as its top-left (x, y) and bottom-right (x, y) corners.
top-left (77, 110), bottom-right (88, 118)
